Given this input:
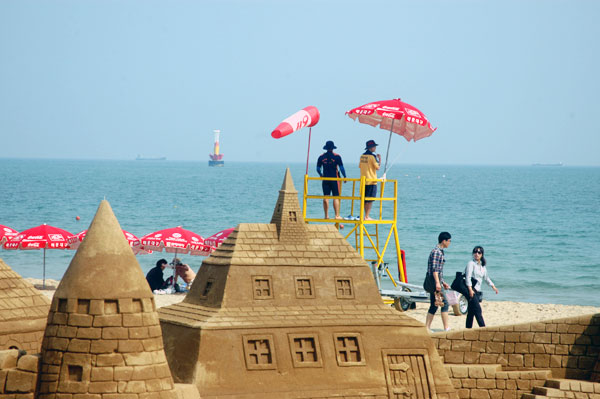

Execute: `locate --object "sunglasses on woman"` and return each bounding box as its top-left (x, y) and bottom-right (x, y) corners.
top-left (473, 250), bottom-right (483, 254)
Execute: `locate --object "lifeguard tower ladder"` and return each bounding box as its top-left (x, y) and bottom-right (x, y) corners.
top-left (302, 176), bottom-right (406, 285)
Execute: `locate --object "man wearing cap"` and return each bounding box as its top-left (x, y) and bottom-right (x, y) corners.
top-left (316, 140), bottom-right (346, 219)
top-left (359, 140), bottom-right (381, 220)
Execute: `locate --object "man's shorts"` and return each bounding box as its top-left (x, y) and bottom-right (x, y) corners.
top-left (364, 184), bottom-right (377, 203)
top-left (322, 180), bottom-right (340, 196)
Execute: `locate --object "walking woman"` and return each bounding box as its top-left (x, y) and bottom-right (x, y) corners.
top-left (465, 246), bottom-right (499, 328)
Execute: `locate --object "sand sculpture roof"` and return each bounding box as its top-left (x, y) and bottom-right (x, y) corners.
top-left (159, 168), bottom-right (422, 329)
top-left (55, 200), bottom-right (153, 299)
top-left (0, 258), bottom-right (50, 327)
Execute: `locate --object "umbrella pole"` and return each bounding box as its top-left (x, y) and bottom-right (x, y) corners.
top-left (305, 127), bottom-right (312, 175)
top-left (383, 119), bottom-right (395, 174)
top-left (43, 248), bottom-right (46, 289)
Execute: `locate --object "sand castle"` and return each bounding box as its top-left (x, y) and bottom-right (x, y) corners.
top-left (0, 258), bottom-right (51, 352)
top-left (157, 169), bottom-right (456, 398)
top-left (0, 169), bottom-right (599, 398)
top-left (36, 200), bottom-right (179, 398)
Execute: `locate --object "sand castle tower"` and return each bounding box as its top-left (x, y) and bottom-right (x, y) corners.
top-left (37, 201), bottom-right (177, 398)
top-left (0, 258), bottom-right (51, 352)
top-left (159, 169), bottom-right (456, 398)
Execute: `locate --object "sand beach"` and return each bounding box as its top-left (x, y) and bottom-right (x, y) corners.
top-left (28, 278), bottom-right (600, 332)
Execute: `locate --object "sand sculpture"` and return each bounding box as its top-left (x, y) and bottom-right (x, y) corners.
top-left (158, 168), bottom-right (456, 398)
top-left (0, 258), bottom-right (51, 352)
top-left (36, 200), bottom-right (179, 398)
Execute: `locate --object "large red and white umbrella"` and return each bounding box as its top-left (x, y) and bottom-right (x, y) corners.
top-left (140, 226), bottom-right (208, 256)
top-left (205, 227), bottom-right (235, 253)
top-left (3, 224), bottom-right (73, 288)
top-left (346, 98), bottom-right (436, 172)
top-left (68, 229), bottom-right (147, 254)
top-left (0, 225), bottom-right (19, 245)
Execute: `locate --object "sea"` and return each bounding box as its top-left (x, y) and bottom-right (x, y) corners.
top-left (1, 158), bottom-right (599, 306)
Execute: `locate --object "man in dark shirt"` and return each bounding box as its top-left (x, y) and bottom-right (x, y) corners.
top-left (316, 140), bottom-right (346, 219)
top-left (146, 258), bottom-right (168, 291)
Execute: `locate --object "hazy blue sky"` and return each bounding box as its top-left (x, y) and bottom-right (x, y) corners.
top-left (1, 0), bottom-right (598, 165)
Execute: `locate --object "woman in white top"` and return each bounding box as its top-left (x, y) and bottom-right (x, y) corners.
top-left (465, 246), bottom-right (499, 328)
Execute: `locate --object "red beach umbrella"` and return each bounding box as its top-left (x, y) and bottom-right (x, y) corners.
top-left (140, 226), bottom-right (206, 256)
top-left (0, 225), bottom-right (19, 245)
top-left (2, 223), bottom-right (73, 288)
top-left (204, 227), bottom-right (235, 253)
top-left (68, 229), bottom-right (146, 254)
top-left (346, 98), bottom-right (436, 172)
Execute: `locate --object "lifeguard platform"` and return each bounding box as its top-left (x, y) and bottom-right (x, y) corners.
top-left (303, 175), bottom-right (429, 311)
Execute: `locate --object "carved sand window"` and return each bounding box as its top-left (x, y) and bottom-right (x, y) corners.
top-left (243, 335), bottom-right (276, 370)
top-left (288, 211), bottom-right (297, 221)
top-left (334, 333), bottom-right (365, 366)
top-left (295, 276), bottom-right (315, 298)
top-left (253, 276), bottom-right (273, 299)
top-left (288, 334), bottom-right (322, 368)
top-left (77, 299), bottom-right (90, 314)
top-left (335, 277), bottom-right (354, 299)
top-left (68, 365), bottom-right (83, 382)
top-left (202, 279), bottom-right (214, 297)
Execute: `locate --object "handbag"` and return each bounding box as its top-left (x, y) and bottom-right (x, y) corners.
top-left (423, 272), bottom-right (436, 293)
top-left (450, 271), bottom-right (478, 297)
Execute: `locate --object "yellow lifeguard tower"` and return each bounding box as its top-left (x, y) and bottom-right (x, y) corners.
top-left (302, 175), bottom-right (431, 311)
top-left (302, 175), bottom-right (405, 282)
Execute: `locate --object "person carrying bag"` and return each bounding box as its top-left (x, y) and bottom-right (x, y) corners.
top-left (425, 232), bottom-right (452, 332)
top-left (463, 246), bottom-right (499, 328)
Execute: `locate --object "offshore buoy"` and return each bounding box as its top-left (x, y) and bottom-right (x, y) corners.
top-left (75, 216), bottom-right (80, 221)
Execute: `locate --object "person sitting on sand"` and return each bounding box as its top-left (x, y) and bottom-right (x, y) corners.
top-left (359, 140), bottom-right (381, 221)
top-left (316, 140), bottom-right (346, 220)
top-left (146, 258), bottom-right (168, 291)
top-left (172, 257), bottom-right (196, 288)
top-left (465, 246), bottom-right (499, 328)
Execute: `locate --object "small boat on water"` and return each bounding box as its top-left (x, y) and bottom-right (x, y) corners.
top-left (532, 162), bottom-right (563, 167)
top-left (209, 130), bottom-right (224, 167)
top-left (136, 155), bottom-right (166, 161)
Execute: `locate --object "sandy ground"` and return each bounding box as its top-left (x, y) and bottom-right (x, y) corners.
top-left (28, 278), bottom-right (600, 333)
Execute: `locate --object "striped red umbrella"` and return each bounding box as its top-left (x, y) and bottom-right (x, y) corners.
top-left (0, 225), bottom-right (19, 245)
top-left (3, 223), bottom-right (73, 288)
top-left (204, 227), bottom-right (235, 253)
top-left (346, 98), bottom-right (436, 172)
top-left (140, 226), bottom-right (207, 256)
top-left (68, 229), bottom-right (147, 254)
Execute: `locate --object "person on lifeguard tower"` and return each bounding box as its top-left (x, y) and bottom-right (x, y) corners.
top-left (359, 139), bottom-right (381, 221)
top-left (316, 140), bottom-right (346, 220)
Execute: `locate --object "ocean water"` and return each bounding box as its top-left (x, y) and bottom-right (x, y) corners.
top-left (0, 159), bottom-right (598, 306)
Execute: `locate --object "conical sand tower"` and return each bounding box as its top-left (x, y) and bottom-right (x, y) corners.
top-left (159, 169), bottom-right (456, 398)
top-left (37, 200), bottom-right (177, 398)
top-left (0, 258), bottom-right (50, 352)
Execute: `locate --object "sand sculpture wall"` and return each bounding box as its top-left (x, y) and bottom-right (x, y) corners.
top-left (432, 313), bottom-right (600, 399)
top-left (0, 258), bottom-right (51, 352)
top-left (0, 349), bottom-right (40, 398)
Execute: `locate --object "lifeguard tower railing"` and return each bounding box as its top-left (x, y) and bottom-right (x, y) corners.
top-left (302, 175), bottom-right (406, 284)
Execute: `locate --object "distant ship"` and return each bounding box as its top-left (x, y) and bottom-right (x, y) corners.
top-left (136, 155), bottom-right (166, 161)
top-left (532, 162), bottom-right (563, 167)
top-left (209, 130), bottom-right (224, 167)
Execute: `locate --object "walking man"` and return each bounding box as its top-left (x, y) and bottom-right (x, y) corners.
top-left (316, 140), bottom-right (346, 219)
top-left (425, 232), bottom-right (452, 332)
top-left (359, 140), bottom-right (381, 220)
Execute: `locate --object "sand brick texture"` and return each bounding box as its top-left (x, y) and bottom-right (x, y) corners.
top-left (0, 259), bottom-right (51, 353)
top-left (36, 296), bottom-right (177, 399)
top-left (433, 313), bottom-right (600, 399)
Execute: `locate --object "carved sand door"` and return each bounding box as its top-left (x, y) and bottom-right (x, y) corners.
top-left (381, 349), bottom-right (437, 399)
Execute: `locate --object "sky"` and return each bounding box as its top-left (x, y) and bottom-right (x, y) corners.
top-left (1, 0), bottom-right (599, 166)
